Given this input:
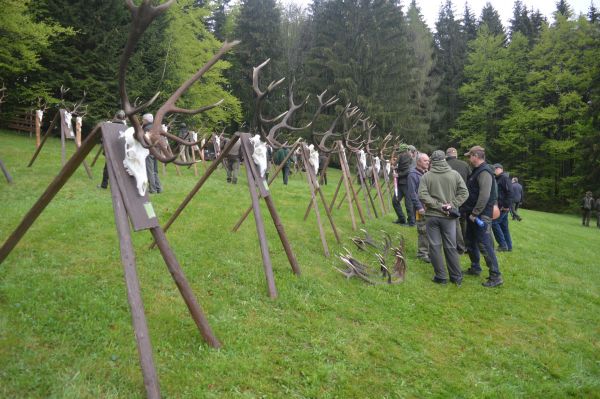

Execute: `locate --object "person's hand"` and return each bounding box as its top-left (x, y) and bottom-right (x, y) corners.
top-left (417, 208), bottom-right (425, 215)
top-left (441, 203), bottom-right (452, 215)
top-left (468, 214), bottom-right (477, 223)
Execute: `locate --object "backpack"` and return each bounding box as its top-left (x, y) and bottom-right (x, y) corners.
top-left (583, 196), bottom-right (593, 210)
top-left (273, 148), bottom-right (287, 165)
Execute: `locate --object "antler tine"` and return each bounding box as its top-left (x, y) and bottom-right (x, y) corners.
top-left (313, 102), bottom-right (348, 153)
top-left (170, 98), bottom-right (224, 115)
top-left (265, 89), bottom-right (309, 148)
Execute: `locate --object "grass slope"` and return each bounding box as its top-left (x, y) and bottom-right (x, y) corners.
top-left (1, 130), bottom-right (599, 398)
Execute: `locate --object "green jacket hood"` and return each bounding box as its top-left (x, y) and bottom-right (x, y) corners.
top-left (429, 159), bottom-right (452, 173)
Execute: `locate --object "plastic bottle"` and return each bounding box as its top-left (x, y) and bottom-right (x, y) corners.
top-left (475, 217), bottom-right (485, 228)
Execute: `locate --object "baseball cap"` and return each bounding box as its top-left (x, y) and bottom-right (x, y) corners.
top-left (446, 147), bottom-right (457, 156)
top-left (464, 145), bottom-right (485, 157)
top-left (493, 163), bottom-right (503, 169)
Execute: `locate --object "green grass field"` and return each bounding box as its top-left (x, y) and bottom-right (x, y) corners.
top-left (1, 129), bottom-right (599, 398)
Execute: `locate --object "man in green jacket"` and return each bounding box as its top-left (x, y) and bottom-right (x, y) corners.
top-left (418, 150), bottom-right (469, 286)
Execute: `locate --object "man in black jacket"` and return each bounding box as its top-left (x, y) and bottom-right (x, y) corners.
top-left (392, 146), bottom-right (415, 226)
top-left (491, 164), bottom-right (513, 251)
top-left (461, 146), bottom-right (503, 288)
top-left (510, 177), bottom-right (523, 221)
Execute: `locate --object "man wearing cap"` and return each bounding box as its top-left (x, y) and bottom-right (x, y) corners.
top-left (143, 113), bottom-right (162, 194)
top-left (460, 146), bottom-right (503, 287)
top-left (407, 152), bottom-right (431, 263)
top-left (418, 150), bottom-right (468, 286)
top-left (446, 147), bottom-right (470, 253)
top-left (492, 164), bottom-right (513, 251)
top-left (392, 145), bottom-right (415, 226)
top-left (510, 177), bottom-right (523, 221)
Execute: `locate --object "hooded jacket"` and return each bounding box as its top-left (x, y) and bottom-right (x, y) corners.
top-left (418, 158), bottom-right (468, 218)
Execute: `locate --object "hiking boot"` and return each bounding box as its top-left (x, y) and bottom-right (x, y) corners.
top-left (482, 277), bottom-right (503, 288)
top-left (464, 268), bottom-right (481, 276)
top-left (432, 277), bottom-right (448, 285)
top-left (497, 246), bottom-right (509, 252)
top-left (393, 220), bottom-right (406, 225)
top-left (450, 279), bottom-right (462, 287)
top-left (417, 256), bottom-right (431, 263)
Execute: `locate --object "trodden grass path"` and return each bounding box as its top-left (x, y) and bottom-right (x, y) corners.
top-left (1, 129), bottom-right (599, 398)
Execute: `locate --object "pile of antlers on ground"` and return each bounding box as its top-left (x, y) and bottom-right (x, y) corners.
top-left (335, 230), bottom-right (407, 284)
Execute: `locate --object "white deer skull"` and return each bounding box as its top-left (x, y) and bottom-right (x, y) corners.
top-left (120, 127), bottom-right (149, 196)
top-left (385, 160), bottom-right (391, 175)
top-left (36, 110), bottom-right (43, 124)
top-left (249, 134), bottom-right (267, 178)
top-left (374, 156), bottom-right (381, 174)
top-left (358, 149), bottom-right (367, 170)
top-left (308, 144), bottom-right (319, 175)
top-left (63, 111), bottom-right (75, 138)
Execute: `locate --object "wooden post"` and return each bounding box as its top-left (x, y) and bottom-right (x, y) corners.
top-left (1, 124), bottom-right (101, 264)
top-left (60, 109), bottom-right (67, 166)
top-left (28, 112), bottom-right (59, 167)
top-left (35, 110), bottom-right (42, 148)
top-left (90, 145), bottom-right (103, 167)
top-left (240, 136), bottom-right (278, 298)
top-left (0, 159), bottom-right (13, 184)
top-left (105, 154), bottom-right (161, 399)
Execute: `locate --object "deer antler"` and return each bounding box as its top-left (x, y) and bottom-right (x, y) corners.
top-left (119, 0), bottom-right (237, 164)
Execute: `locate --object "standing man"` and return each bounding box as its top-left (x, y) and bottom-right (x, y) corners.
top-left (446, 147), bottom-right (470, 253)
top-left (595, 194), bottom-right (600, 229)
top-left (492, 164), bottom-right (513, 252)
top-left (143, 113), bottom-right (162, 194)
top-left (418, 150), bottom-right (468, 286)
top-left (511, 177), bottom-right (523, 221)
top-left (392, 145), bottom-right (415, 226)
top-left (460, 146), bottom-right (503, 288)
top-left (223, 135), bottom-right (242, 184)
top-left (98, 110), bottom-right (127, 190)
top-left (408, 152), bottom-right (431, 263)
top-left (274, 146), bottom-right (291, 185)
top-left (581, 191), bottom-right (594, 227)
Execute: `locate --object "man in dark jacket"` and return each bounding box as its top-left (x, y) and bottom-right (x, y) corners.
top-left (223, 136), bottom-right (242, 184)
top-left (460, 146), bottom-right (503, 288)
top-left (581, 191), bottom-right (594, 227)
top-left (419, 151), bottom-right (468, 286)
top-left (595, 195), bottom-right (600, 228)
top-left (446, 147), bottom-right (470, 253)
top-left (407, 152), bottom-right (430, 262)
top-left (492, 164), bottom-right (513, 251)
top-left (392, 146), bottom-right (415, 225)
top-left (510, 177), bottom-right (523, 221)
top-left (143, 113), bottom-right (162, 194)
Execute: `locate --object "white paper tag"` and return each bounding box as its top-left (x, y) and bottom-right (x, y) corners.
top-left (143, 202), bottom-right (156, 219)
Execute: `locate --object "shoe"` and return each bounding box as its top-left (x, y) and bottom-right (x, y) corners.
top-left (393, 220), bottom-right (407, 225)
top-left (432, 277), bottom-right (448, 285)
top-left (464, 268), bottom-right (481, 276)
top-left (96, 184), bottom-right (107, 189)
top-left (450, 279), bottom-right (462, 287)
top-left (417, 256), bottom-right (431, 263)
top-left (497, 246), bottom-right (509, 252)
top-left (482, 277), bottom-right (503, 288)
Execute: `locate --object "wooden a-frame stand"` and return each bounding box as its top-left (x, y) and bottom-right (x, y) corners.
top-left (149, 133), bottom-right (300, 298)
top-left (27, 109), bottom-right (93, 179)
top-left (1, 123), bottom-right (220, 399)
top-left (0, 158), bottom-right (13, 183)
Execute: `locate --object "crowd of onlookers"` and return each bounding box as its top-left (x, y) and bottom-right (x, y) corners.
top-left (391, 145), bottom-right (527, 288)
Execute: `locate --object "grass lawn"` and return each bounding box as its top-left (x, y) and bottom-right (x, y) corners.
top-left (1, 129), bottom-right (599, 398)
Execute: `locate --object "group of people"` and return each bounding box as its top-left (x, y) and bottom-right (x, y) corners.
top-left (581, 191), bottom-right (600, 228)
top-left (392, 144), bottom-right (525, 288)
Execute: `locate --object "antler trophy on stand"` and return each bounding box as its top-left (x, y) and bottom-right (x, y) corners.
top-left (0, 0), bottom-right (248, 397)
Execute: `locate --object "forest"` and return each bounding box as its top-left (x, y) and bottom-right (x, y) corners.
top-left (1, 0), bottom-right (598, 211)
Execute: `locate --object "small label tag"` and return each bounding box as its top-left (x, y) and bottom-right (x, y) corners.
top-left (143, 202), bottom-right (156, 219)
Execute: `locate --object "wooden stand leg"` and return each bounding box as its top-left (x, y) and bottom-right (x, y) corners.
top-left (1, 125), bottom-right (101, 264)
top-left (150, 227), bottom-right (221, 347)
top-left (263, 195), bottom-right (301, 275)
top-left (28, 112), bottom-right (59, 167)
top-left (0, 159), bottom-right (13, 184)
top-left (107, 158), bottom-right (161, 399)
top-left (241, 150), bottom-right (278, 298)
top-left (301, 150), bottom-right (329, 257)
top-left (90, 145), bottom-right (103, 167)
top-left (61, 128), bottom-right (67, 166)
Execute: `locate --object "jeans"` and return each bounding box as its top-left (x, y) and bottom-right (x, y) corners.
top-left (492, 211), bottom-right (512, 250)
top-left (392, 184), bottom-right (414, 225)
top-left (466, 216), bottom-right (501, 278)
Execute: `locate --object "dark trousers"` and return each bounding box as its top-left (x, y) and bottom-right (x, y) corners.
top-left (100, 163), bottom-right (109, 188)
top-left (282, 164), bottom-right (290, 185)
top-left (582, 209), bottom-right (592, 226)
top-left (145, 155), bottom-right (162, 193)
top-left (426, 216), bottom-right (462, 283)
top-left (392, 184), bottom-right (414, 225)
top-left (510, 201), bottom-right (521, 220)
top-left (466, 216), bottom-right (501, 278)
top-left (492, 211), bottom-right (512, 250)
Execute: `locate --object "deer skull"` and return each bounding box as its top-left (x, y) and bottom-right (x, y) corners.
top-left (374, 156), bottom-right (381, 174)
top-left (36, 110), bottom-right (43, 124)
top-left (120, 126), bottom-right (149, 196)
top-left (249, 134), bottom-right (267, 178)
top-left (308, 144), bottom-right (319, 175)
top-left (358, 149), bottom-right (367, 170)
top-left (64, 111), bottom-right (75, 138)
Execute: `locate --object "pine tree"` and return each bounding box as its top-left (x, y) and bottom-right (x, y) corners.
top-left (479, 2), bottom-right (506, 41)
top-left (462, 2), bottom-right (478, 43)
